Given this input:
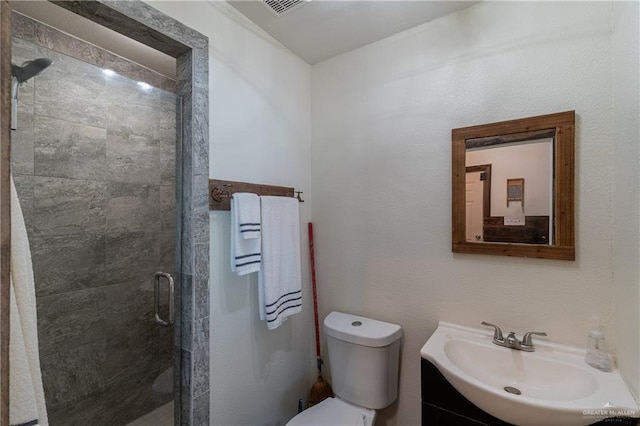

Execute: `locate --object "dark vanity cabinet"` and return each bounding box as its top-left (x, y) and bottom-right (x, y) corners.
top-left (421, 358), bottom-right (513, 426)
top-left (421, 358), bottom-right (639, 426)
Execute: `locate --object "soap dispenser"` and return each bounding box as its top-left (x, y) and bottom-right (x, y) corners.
top-left (585, 316), bottom-right (613, 372)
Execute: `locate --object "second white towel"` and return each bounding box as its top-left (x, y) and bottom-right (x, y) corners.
top-left (258, 196), bottom-right (302, 330)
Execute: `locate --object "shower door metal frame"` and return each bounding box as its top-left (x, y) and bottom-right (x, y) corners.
top-left (0, 2), bottom-right (12, 425)
top-left (0, 1), bottom-right (211, 424)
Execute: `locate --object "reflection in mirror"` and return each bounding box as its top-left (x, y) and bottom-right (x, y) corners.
top-left (466, 138), bottom-right (553, 245)
top-left (452, 111), bottom-right (575, 260)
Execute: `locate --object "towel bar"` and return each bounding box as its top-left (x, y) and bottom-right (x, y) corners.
top-left (209, 179), bottom-right (303, 210)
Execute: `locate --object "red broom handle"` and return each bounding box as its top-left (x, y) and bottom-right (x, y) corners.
top-left (309, 222), bottom-right (321, 359)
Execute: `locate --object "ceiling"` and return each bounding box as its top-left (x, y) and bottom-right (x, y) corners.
top-left (227, 0), bottom-right (478, 64)
top-left (11, 1), bottom-right (477, 76)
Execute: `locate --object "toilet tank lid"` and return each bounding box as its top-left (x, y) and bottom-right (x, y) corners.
top-left (324, 312), bottom-right (402, 347)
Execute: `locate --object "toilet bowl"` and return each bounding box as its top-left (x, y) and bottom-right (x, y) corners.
top-left (286, 397), bottom-right (376, 426)
top-left (286, 312), bottom-right (402, 426)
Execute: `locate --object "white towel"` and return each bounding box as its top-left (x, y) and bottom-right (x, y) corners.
top-left (235, 193), bottom-right (261, 240)
top-left (9, 175), bottom-right (48, 426)
top-left (230, 193), bottom-right (261, 275)
top-left (258, 196), bottom-right (302, 330)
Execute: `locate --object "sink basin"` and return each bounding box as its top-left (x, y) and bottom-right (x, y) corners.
top-left (421, 322), bottom-right (639, 426)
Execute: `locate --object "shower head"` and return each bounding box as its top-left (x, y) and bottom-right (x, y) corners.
top-left (11, 58), bottom-right (52, 131)
top-left (12, 58), bottom-right (53, 83)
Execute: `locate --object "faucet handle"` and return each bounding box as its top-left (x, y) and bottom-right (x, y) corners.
top-left (522, 331), bottom-right (547, 346)
top-left (481, 321), bottom-right (504, 341)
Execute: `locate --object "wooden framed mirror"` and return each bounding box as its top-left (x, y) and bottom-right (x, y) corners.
top-left (452, 111), bottom-right (575, 260)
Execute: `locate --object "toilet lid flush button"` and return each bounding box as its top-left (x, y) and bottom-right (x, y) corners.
top-left (352, 321), bottom-right (362, 327)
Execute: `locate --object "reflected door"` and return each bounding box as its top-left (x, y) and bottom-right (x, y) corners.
top-left (466, 172), bottom-right (484, 242)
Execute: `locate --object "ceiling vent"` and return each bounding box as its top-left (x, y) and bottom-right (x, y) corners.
top-left (261, 0), bottom-right (309, 17)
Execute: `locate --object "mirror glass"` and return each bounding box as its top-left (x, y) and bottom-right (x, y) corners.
top-left (465, 138), bottom-right (553, 245)
top-left (452, 111), bottom-right (575, 260)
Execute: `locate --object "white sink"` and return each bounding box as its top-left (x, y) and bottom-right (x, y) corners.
top-left (421, 322), bottom-right (639, 426)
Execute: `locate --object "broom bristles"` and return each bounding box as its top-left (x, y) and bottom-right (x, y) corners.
top-left (308, 375), bottom-right (334, 407)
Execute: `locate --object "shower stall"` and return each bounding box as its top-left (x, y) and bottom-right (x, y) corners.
top-left (10, 12), bottom-right (177, 426)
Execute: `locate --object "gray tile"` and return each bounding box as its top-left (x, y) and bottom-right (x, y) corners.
top-left (180, 349), bottom-right (192, 426)
top-left (172, 275), bottom-right (182, 347)
top-left (176, 51), bottom-right (192, 95)
top-left (160, 229), bottom-right (177, 276)
top-left (33, 49), bottom-right (108, 128)
top-left (159, 143), bottom-right (176, 186)
top-left (194, 243), bottom-right (209, 321)
top-left (192, 49), bottom-right (208, 90)
top-left (181, 177), bottom-right (194, 276)
top-left (36, 287), bottom-right (107, 356)
top-left (40, 339), bottom-right (107, 408)
top-left (193, 175), bottom-right (209, 244)
top-left (105, 229), bottom-right (159, 285)
top-left (192, 391), bottom-right (209, 426)
top-left (106, 132), bottom-right (159, 184)
top-left (104, 280), bottom-right (155, 340)
top-left (34, 45), bottom-right (103, 81)
top-left (104, 330), bottom-right (172, 389)
top-left (11, 112), bottom-right (34, 175)
top-left (34, 24), bottom-right (105, 70)
top-left (12, 12), bottom-right (36, 42)
top-left (194, 271), bottom-right (209, 323)
top-left (105, 72), bottom-right (163, 108)
top-left (107, 100), bottom-right (160, 139)
top-left (32, 232), bottom-right (105, 298)
top-left (180, 274), bottom-right (193, 352)
top-left (156, 90), bottom-right (176, 125)
top-left (158, 103), bottom-right (176, 186)
top-left (160, 183), bottom-right (176, 230)
top-left (47, 390), bottom-right (108, 426)
top-left (192, 317), bottom-right (209, 398)
top-left (106, 182), bottom-right (160, 233)
top-left (192, 90), bottom-right (209, 176)
top-left (34, 115), bottom-right (107, 179)
top-left (178, 90), bottom-right (192, 172)
top-left (103, 279), bottom-right (174, 387)
top-left (103, 373), bottom-right (165, 426)
top-left (32, 177), bottom-right (106, 237)
top-left (148, 365), bottom-right (174, 401)
top-left (181, 216), bottom-right (193, 275)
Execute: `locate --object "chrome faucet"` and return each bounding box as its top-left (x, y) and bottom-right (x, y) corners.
top-left (481, 322), bottom-right (547, 352)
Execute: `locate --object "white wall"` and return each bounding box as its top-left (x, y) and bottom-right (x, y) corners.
top-left (466, 140), bottom-right (552, 217)
top-left (311, 3), bottom-right (617, 425)
top-left (147, 2), bottom-right (313, 425)
top-left (612, 1), bottom-right (640, 399)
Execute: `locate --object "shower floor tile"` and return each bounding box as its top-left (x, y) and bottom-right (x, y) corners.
top-left (125, 401), bottom-right (174, 426)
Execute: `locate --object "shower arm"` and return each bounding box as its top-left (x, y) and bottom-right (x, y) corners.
top-left (11, 78), bottom-right (19, 131)
top-left (11, 77), bottom-right (19, 100)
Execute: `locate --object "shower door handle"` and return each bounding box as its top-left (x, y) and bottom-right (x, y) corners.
top-left (154, 272), bottom-right (175, 327)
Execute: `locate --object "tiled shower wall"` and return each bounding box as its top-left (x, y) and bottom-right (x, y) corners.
top-left (11, 20), bottom-right (177, 425)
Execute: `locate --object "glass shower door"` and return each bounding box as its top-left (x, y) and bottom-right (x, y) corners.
top-left (10, 20), bottom-right (177, 426)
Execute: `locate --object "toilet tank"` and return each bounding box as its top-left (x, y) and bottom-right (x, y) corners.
top-left (324, 312), bottom-right (402, 409)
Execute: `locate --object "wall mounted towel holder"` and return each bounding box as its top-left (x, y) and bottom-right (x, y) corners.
top-left (209, 179), bottom-right (304, 210)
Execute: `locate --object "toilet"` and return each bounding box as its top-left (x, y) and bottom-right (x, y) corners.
top-left (287, 311), bottom-right (402, 426)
